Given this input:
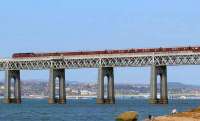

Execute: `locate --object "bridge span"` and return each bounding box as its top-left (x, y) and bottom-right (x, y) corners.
top-left (1, 46), bottom-right (200, 104)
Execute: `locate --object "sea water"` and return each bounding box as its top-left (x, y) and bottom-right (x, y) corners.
top-left (0, 99), bottom-right (200, 121)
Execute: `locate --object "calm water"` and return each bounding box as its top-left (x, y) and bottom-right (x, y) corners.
top-left (0, 99), bottom-right (200, 121)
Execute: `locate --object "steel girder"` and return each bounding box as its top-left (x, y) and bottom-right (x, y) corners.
top-left (0, 53), bottom-right (200, 70)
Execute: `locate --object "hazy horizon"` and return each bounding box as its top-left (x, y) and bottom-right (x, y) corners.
top-left (1, 78), bottom-right (200, 86)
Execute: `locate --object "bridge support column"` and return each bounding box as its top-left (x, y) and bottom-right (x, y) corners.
top-left (48, 69), bottom-right (66, 104)
top-left (96, 67), bottom-right (115, 104)
top-left (4, 70), bottom-right (21, 104)
top-left (149, 65), bottom-right (168, 104)
top-left (160, 66), bottom-right (168, 104)
top-left (149, 66), bottom-right (158, 104)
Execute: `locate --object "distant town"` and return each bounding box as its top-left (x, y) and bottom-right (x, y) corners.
top-left (0, 80), bottom-right (200, 100)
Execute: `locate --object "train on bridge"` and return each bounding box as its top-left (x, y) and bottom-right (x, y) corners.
top-left (2, 46), bottom-right (200, 104)
top-left (12, 46), bottom-right (200, 58)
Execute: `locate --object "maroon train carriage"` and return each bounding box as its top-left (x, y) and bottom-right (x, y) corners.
top-left (12, 46), bottom-right (200, 59)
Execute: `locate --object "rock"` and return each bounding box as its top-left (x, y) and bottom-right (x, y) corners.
top-left (116, 111), bottom-right (138, 121)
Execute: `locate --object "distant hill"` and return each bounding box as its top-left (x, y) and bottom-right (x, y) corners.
top-left (1, 79), bottom-right (200, 89)
top-left (167, 82), bottom-right (200, 89)
top-left (115, 82), bottom-right (200, 90)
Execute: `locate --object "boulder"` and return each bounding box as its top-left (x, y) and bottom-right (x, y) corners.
top-left (116, 111), bottom-right (138, 121)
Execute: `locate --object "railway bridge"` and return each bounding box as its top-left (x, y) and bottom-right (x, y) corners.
top-left (1, 46), bottom-right (200, 104)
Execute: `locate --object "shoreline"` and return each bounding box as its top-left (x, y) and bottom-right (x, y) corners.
top-left (152, 107), bottom-right (200, 121)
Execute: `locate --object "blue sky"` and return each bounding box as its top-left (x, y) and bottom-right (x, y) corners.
top-left (0, 0), bottom-right (200, 85)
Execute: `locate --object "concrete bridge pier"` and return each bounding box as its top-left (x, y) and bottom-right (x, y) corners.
top-left (149, 65), bottom-right (168, 104)
top-left (159, 66), bottom-right (168, 104)
top-left (4, 70), bottom-right (21, 104)
top-left (96, 67), bottom-right (115, 104)
top-left (149, 65), bottom-right (158, 104)
top-left (48, 69), bottom-right (66, 104)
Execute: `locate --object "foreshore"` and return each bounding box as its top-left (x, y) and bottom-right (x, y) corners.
top-left (152, 107), bottom-right (200, 121)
